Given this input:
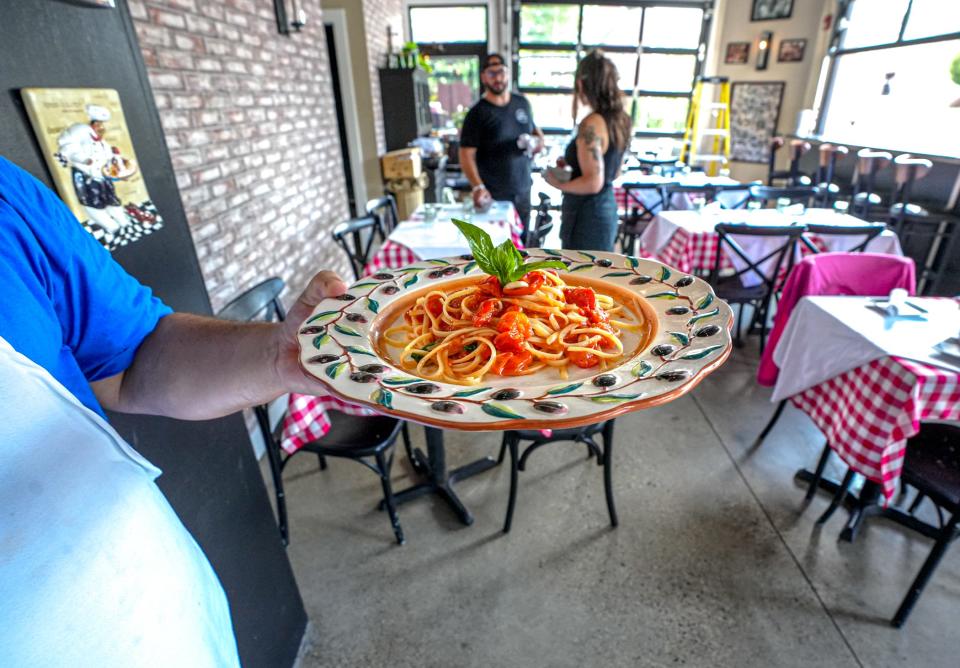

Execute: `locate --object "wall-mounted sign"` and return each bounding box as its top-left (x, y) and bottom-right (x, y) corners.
top-left (21, 87), bottom-right (163, 251)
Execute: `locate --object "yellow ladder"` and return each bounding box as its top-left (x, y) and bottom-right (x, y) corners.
top-left (680, 76), bottom-right (730, 176)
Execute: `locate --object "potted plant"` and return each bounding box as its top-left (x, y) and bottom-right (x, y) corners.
top-left (951, 52), bottom-right (960, 107)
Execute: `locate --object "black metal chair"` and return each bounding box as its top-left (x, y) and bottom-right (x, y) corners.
top-left (498, 420), bottom-right (618, 533)
top-left (886, 155), bottom-right (960, 294)
top-left (746, 184), bottom-right (820, 208)
top-left (332, 215), bottom-right (386, 280)
top-left (799, 221), bottom-right (887, 254)
top-left (659, 183), bottom-right (716, 211)
top-left (366, 194), bottom-right (400, 234)
top-left (889, 423), bottom-right (960, 627)
top-left (528, 192), bottom-right (554, 248)
top-left (217, 277), bottom-right (412, 545)
top-left (709, 223), bottom-right (805, 353)
top-left (617, 183), bottom-right (666, 254)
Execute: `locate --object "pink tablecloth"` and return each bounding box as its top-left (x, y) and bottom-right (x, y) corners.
top-left (790, 356), bottom-right (960, 500)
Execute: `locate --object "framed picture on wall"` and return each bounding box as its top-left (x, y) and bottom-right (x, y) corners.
top-left (730, 81), bottom-right (785, 163)
top-left (751, 0), bottom-right (793, 21)
top-left (21, 87), bottom-right (164, 251)
top-left (724, 42), bottom-right (751, 65)
top-left (778, 38), bottom-right (807, 62)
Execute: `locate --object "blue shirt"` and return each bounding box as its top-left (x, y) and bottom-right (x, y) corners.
top-left (0, 157), bottom-right (171, 416)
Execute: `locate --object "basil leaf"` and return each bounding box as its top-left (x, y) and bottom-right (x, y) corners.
top-left (452, 219), bottom-right (499, 278)
top-left (496, 238), bottom-right (525, 284)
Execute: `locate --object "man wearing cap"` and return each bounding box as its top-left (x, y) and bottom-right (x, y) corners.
top-left (459, 53), bottom-right (544, 235)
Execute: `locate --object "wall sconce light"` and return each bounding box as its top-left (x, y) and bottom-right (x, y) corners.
top-left (756, 31), bottom-right (772, 70)
top-left (274, 0), bottom-right (306, 35)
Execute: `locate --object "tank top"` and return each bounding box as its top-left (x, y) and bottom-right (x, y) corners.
top-left (563, 118), bottom-right (625, 189)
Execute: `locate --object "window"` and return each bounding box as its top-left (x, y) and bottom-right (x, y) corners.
top-left (409, 6), bottom-right (487, 43)
top-left (818, 0), bottom-right (960, 157)
top-left (514, 1), bottom-right (711, 138)
top-left (408, 5), bottom-right (489, 130)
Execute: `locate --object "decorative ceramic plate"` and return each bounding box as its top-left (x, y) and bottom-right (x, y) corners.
top-left (297, 250), bottom-right (733, 431)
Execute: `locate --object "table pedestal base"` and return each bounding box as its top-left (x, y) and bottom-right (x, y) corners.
top-left (796, 468), bottom-right (941, 542)
top-left (388, 427), bottom-right (498, 526)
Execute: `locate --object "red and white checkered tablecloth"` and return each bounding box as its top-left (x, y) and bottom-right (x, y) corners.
top-left (639, 226), bottom-right (735, 275)
top-left (280, 392), bottom-right (378, 455)
top-left (364, 240), bottom-right (419, 276)
top-left (790, 356), bottom-right (960, 500)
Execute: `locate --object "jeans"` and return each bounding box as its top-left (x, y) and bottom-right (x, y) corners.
top-left (560, 185), bottom-right (618, 252)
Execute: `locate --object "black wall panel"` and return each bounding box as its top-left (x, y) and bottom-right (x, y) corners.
top-left (0, 2), bottom-right (307, 665)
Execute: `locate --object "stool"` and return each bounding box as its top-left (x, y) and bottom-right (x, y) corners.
top-left (813, 143), bottom-right (849, 206)
top-left (889, 154), bottom-right (934, 227)
top-left (767, 138), bottom-right (812, 186)
top-left (850, 149), bottom-right (892, 218)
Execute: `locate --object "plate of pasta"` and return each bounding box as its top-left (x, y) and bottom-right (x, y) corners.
top-left (297, 222), bottom-right (733, 430)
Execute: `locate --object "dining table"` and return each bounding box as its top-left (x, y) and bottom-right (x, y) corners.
top-left (365, 201), bottom-right (523, 275)
top-left (771, 295), bottom-right (960, 540)
top-left (280, 201), bottom-right (525, 527)
top-left (640, 208), bottom-right (904, 284)
top-left (613, 171), bottom-right (747, 217)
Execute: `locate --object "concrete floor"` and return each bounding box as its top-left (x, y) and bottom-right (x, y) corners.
top-left (275, 343), bottom-right (960, 667)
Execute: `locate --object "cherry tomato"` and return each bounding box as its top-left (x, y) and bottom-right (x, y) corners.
top-left (479, 275), bottom-right (502, 298)
top-left (494, 310), bottom-right (532, 353)
top-left (496, 310), bottom-right (532, 337)
top-left (426, 295), bottom-right (443, 317)
top-left (472, 298), bottom-right (502, 327)
top-left (502, 271), bottom-right (546, 297)
top-left (563, 287), bottom-right (597, 311)
top-left (491, 350), bottom-right (534, 375)
top-left (569, 348), bottom-right (600, 368)
top-left (494, 331), bottom-right (525, 353)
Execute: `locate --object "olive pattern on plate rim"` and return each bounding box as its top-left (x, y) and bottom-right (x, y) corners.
top-left (298, 250), bottom-right (727, 421)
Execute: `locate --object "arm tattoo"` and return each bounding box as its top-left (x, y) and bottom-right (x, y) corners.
top-left (580, 124), bottom-right (602, 164)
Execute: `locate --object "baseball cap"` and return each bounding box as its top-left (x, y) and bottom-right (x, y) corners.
top-left (481, 53), bottom-right (506, 71)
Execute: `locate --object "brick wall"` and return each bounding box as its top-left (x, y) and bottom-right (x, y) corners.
top-left (362, 0), bottom-right (403, 154)
top-left (129, 0), bottom-right (352, 310)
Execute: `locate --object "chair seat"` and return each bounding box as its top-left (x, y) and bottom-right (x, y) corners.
top-left (902, 424), bottom-right (960, 510)
top-left (853, 192), bottom-right (882, 205)
top-left (712, 274), bottom-right (767, 303)
top-left (300, 411), bottom-right (403, 456)
top-left (890, 202), bottom-right (931, 218)
top-left (510, 422), bottom-right (604, 442)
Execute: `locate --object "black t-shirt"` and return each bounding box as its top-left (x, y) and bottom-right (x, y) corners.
top-left (459, 93), bottom-right (535, 199)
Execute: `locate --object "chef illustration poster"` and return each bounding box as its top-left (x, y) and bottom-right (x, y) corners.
top-left (21, 87), bottom-right (163, 251)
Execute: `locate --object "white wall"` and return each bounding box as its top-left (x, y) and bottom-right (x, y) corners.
top-left (708, 0), bottom-right (832, 182)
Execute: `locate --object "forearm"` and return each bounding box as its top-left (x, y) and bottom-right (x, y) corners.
top-left (98, 313), bottom-right (285, 420)
top-left (558, 173), bottom-right (605, 195)
top-left (459, 148), bottom-right (483, 188)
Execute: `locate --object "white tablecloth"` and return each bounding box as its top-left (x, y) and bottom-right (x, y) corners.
top-left (771, 296), bottom-right (960, 402)
top-left (644, 208), bottom-right (903, 288)
top-left (614, 173), bottom-right (746, 211)
top-left (387, 201), bottom-right (518, 259)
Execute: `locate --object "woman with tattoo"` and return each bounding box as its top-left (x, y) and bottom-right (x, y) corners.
top-left (544, 50), bottom-right (632, 251)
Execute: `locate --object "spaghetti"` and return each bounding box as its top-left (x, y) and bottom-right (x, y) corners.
top-left (382, 270), bottom-right (643, 385)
